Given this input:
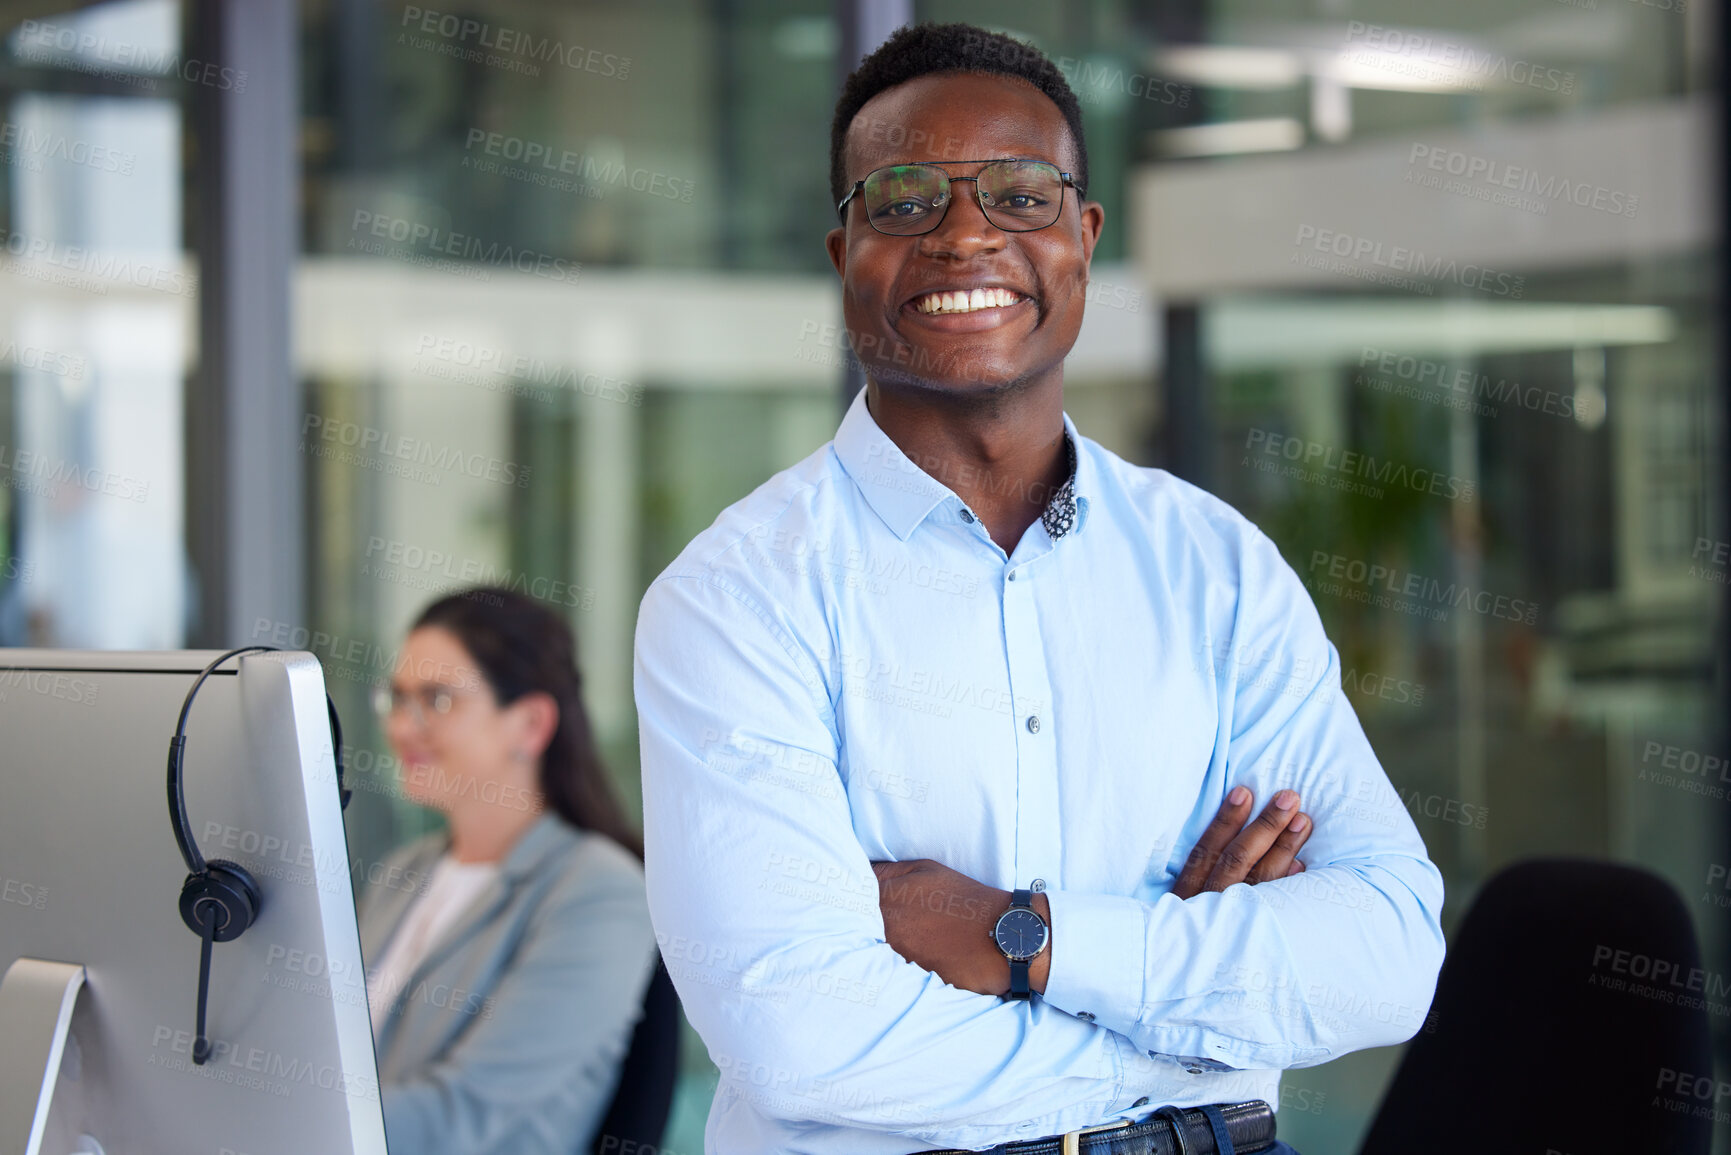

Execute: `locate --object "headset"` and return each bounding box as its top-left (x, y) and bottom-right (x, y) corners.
top-left (165, 646), bottom-right (352, 1065)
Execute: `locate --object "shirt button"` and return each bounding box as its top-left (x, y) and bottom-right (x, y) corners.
top-left (1026, 715), bottom-right (1041, 733)
top-left (1147, 1050), bottom-right (1158, 1059)
top-left (959, 508), bottom-right (975, 523)
top-left (1186, 1065), bottom-right (1203, 1074)
top-left (1077, 1011), bottom-right (1095, 1022)
top-left (1007, 570), bottom-right (1017, 581)
top-left (1133, 1097), bottom-right (1150, 1108)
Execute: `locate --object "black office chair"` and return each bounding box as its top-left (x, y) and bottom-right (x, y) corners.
top-left (1359, 858), bottom-right (1713, 1155)
top-left (589, 955), bottom-right (681, 1154)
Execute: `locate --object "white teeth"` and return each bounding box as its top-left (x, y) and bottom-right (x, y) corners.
top-left (916, 288), bottom-right (1022, 314)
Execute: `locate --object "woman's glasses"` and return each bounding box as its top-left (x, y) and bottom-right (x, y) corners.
top-left (836, 159), bottom-right (1082, 237)
top-left (372, 682), bottom-right (477, 727)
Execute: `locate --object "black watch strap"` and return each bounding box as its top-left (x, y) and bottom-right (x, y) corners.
top-left (1008, 958), bottom-right (1032, 999)
top-left (1007, 888), bottom-right (1033, 1001)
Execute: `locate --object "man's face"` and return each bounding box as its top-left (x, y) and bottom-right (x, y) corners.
top-left (826, 72), bottom-right (1105, 400)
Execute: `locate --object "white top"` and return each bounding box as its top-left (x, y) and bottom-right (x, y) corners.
top-left (366, 853), bottom-right (500, 1036)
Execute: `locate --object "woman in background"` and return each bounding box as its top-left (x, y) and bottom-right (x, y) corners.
top-left (359, 586), bottom-right (656, 1155)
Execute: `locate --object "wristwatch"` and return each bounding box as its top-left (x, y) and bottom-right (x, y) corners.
top-left (991, 884), bottom-right (1050, 1000)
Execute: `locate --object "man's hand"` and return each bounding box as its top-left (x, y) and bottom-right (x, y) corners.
top-left (1171, 787), bottom-right (1312, 900)
top-left (872, 788), bottom-right (1311, 996)
top-left (871, 859), bottom-right (1041, 996)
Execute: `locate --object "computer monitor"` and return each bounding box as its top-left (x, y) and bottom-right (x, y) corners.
top-left (0, 649), bottom-right (388, 1155)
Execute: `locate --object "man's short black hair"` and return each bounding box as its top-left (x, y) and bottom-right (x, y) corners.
top-left (829, 22), bottom-right (1088, 211)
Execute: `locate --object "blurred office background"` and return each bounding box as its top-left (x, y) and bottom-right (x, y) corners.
top-left (0, 0), bottom-right (1723, 1150)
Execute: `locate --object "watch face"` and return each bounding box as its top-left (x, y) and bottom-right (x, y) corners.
top-left (994, 907), bottom-right (1048, 961)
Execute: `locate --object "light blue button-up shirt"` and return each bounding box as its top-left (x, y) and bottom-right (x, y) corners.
top-left (634, 390), bottom-right (1445, 1155)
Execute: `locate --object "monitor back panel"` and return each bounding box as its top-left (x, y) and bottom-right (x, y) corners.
top-left (0, 650), bottom-right (388, 1155)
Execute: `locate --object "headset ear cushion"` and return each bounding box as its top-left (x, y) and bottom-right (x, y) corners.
top-left (179, 859), bottom-right (262, 943)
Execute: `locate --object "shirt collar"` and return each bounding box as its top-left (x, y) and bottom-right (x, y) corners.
top-left (833, 388), bottom-right (1091, 542)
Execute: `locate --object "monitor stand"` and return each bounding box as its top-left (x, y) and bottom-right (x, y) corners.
top-left (0, 958), bottom-right (87, 1155)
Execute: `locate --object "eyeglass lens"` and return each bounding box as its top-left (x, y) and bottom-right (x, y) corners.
top-left (374, 683), bottom-right (456, 721)
top-left (863, 161), bottom-right (1064, 235)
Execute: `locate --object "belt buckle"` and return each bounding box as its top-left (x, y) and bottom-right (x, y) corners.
top-left (1059, 1118), bottom-right (1131, 1155)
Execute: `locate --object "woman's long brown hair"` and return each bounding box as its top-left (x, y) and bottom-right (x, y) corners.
top-left (413, 587), bottom-right (642, 858)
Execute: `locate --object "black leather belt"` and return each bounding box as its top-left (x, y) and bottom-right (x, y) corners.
top-left (920, 1100), bottom-right (1276, 1155)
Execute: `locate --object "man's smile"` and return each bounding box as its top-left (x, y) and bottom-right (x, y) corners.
top-left (908, 286), bottom-right (1026, 315)
top-left (898, 283), bottom-right (1036, 334)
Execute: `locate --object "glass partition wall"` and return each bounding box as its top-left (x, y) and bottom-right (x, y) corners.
top-left (0, 0), bottom-right (1721, 1151)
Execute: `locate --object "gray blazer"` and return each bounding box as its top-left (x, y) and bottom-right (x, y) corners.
top-left (358, 814), bottom-right (657, 1155)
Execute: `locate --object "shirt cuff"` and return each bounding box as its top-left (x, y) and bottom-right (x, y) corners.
top-left (1040, 889), bottom-right (1149, 1041)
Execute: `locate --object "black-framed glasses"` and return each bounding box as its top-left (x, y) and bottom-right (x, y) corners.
top-left (836, 159), bottom-right (1082, 237)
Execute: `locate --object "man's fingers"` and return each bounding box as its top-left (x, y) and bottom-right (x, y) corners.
top-left (1246, 811), bottom-right (1312, 884)
top-left (1204, 791), bottom-right (1300, 891)
top-left (1172, 785), bottom-right (1253, 899)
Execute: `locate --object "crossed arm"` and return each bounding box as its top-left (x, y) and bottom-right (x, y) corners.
top-left (636, 565), bottom-right (1444, 1147)
top-left (872, 788), bottom-right (1315, 998)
